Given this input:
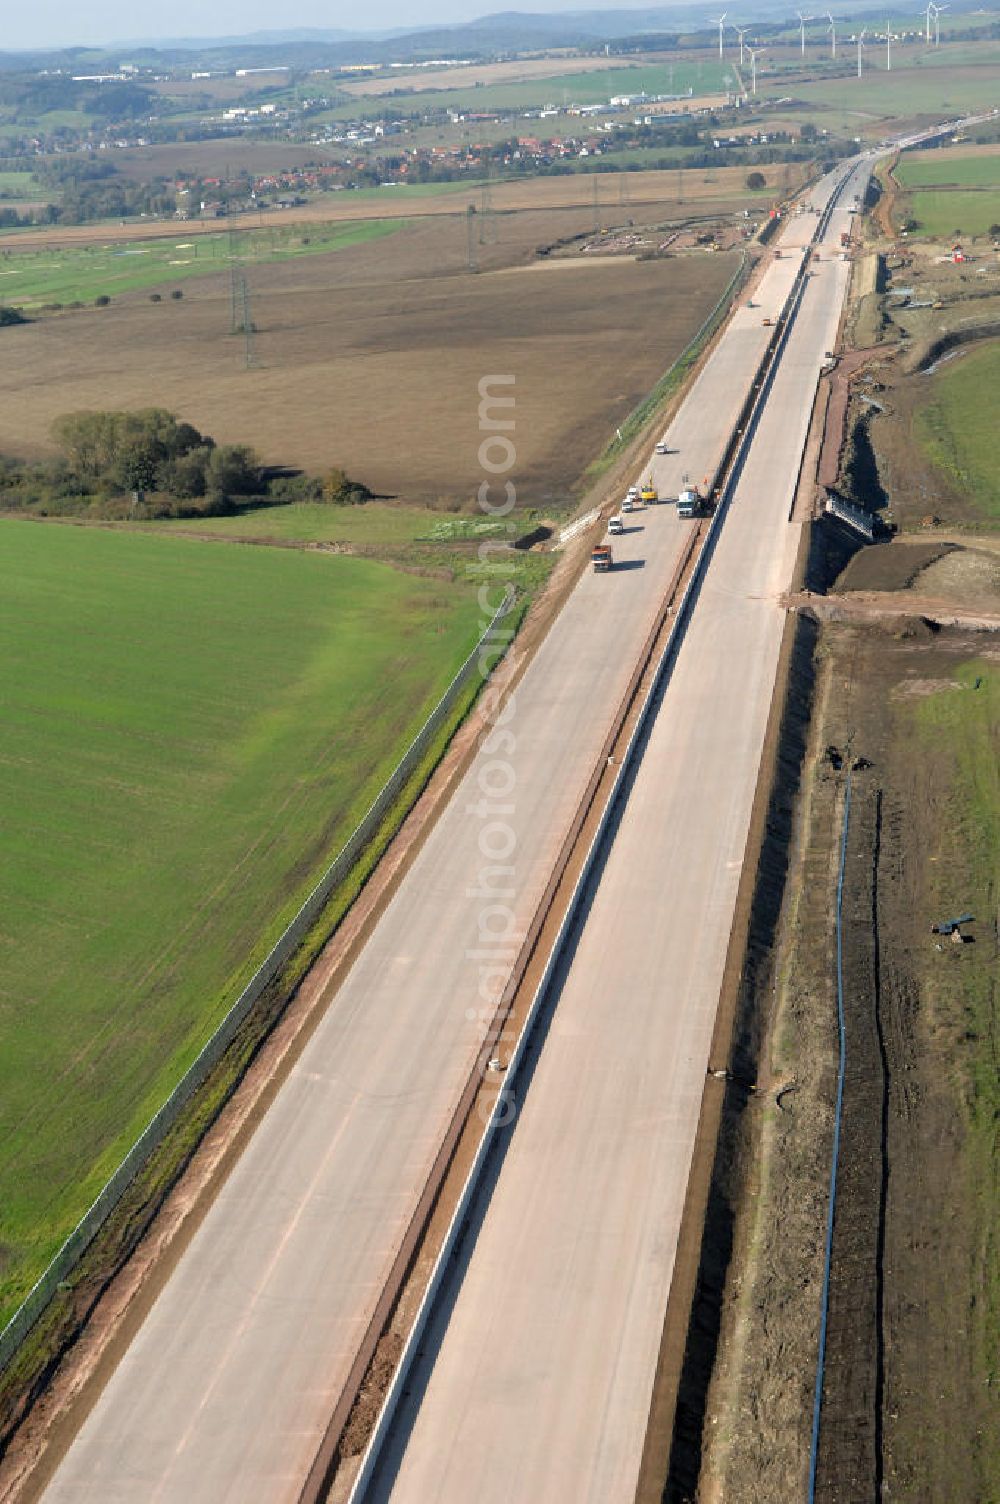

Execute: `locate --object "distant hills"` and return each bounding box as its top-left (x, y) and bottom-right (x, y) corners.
top-left (0, 2), bottom-right (981, 72)
top-left (0, 10), bottom-right (697, 71)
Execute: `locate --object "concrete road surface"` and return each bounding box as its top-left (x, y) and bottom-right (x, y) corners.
top-left (366, 165), bottom-right (868, 1504)
top-left (42, 175), bottom-right (845, 1504)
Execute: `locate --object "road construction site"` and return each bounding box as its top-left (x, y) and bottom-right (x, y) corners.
top-left (352, 166), bottom-right (867, 1504)
top-left (22, 154), bottom-right (866, 1504)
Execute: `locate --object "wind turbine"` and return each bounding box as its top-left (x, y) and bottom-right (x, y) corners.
top-left (708, 13), bottom-right (728, 58)
top-left (827, 11), bottom-right (837, 57)
top-left (857, 26), bottom-right (867, 76)
top-left (746, 43), bottom-right (764, 95)
top-left (886, 20), bottom-right (893, 69)
top-left (934, 3), bottom-right (948, 44)
top-left (797, 11), bottom-right (811, 55)
top-left (924, 1), bottom-right (934, 43)
top-left (733, 22), bottom-right (750, 64)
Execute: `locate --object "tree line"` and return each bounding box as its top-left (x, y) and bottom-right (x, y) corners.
top-left (0, 408), bottom-right (371, 520)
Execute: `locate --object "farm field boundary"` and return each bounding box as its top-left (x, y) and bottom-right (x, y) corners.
top-left (0, 218), bottom-right (403, 309)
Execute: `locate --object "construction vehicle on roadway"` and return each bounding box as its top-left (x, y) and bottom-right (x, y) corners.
top-left (592, 542), bottom-right (613, 572)
top-left (641, 479), bottom-right (658, 504)
top-left (677, 487), bottom-right (702, 519)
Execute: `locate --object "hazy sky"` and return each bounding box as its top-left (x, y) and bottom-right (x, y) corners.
top-left (7, 0), bottom-right (621, 51)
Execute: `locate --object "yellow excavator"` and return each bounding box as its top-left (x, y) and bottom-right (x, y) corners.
top-left (640, 477), bottom-right (658, 505)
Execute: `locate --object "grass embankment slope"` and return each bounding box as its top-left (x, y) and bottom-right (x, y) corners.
top-left (0, 218), bottom-right (403, 309)
top-left (911, 660), bottom-right (1000, 1421)
top-left (157, 500), bottom-right (500, 546)
top-left (915, 341), bottom-right (1000, 523)
top-left (0, 519), bottom-right (481, 1323)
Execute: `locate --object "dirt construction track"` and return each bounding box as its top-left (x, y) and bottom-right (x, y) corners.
top-left (700, 622), bottom-right (999, 1503)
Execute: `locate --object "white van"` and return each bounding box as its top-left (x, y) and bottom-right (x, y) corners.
top-left (608, 514), bottom-right (625, 535)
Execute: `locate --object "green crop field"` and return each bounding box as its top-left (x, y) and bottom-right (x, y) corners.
top-left (896, 152), bottom-right (1000, 188)
top-left (0, 520), bottom-right (481, 1321)
top-left (904, 188), bottom-right (1000, 237)
top-left (0, 217), bottom-right (403, 308)
top-left (328, 60), bottom-right (732, 119)
top-left (915, 341), bottom-right (1000, 521)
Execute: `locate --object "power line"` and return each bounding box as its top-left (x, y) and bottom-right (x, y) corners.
top-left (241, 276), bottom-right (255, 369)
top-left (466, 204), bottom-right (478, 272)
top-left (229, 262), bottom-right (241, 336)
top-left (479, 154), bottom-right (497, 245)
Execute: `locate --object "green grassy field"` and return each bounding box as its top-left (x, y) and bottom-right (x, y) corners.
top-left (0, 217), bottom-right (403, 307)
top-left (787, 64), bottom-right (1000, 121)
top-left (327, 60), bottom-right (732, 120)
top-left (155, 501), bottom-right (553, 595)
top-left (0, 109), bottom-right (94, 140)
top-left (919, 39), bottom-right (1000, 67)
top-left (0, 171), bottom-right (46, 201)
top-left (903, 187), bottom-right (1000, 237)
top-left (915, 342), bottom-right (1000, 521)
top-left (0, 519), bottom-right (482, 1322)
top-left (897, 151), bottom-right (1000, 188)
top-left (157, 500), bottom-right (506, 546)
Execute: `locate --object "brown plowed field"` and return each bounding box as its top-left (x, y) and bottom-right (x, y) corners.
top-left (0, 211), bottom-right (740, 507)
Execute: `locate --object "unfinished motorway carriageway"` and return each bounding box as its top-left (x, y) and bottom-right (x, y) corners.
top-left (353, 155), bottom-right (874, 1504)
top-left (40, 153), bottom-right (873, 1504)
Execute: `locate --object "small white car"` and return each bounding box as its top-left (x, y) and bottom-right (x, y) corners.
top-left (655, 441), bottom-right (670, 454)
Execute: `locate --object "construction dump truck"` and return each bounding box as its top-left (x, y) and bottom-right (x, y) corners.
top-left (592, 543), bottom-right (613, 572)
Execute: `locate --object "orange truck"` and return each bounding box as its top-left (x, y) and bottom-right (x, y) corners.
top-left (592, 543), bottom-right (613, 572)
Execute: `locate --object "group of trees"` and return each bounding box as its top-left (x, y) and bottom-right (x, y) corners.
top-left (0, 407), bottom-right (371, 520)
top-left (51, 409), bottom-right (261, 503)
top-left (0, 73), bottom-right (154, 120)
top-left (33, 159), bottom-right (178, 225)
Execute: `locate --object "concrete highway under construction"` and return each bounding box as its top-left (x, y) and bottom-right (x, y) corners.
top-left (43, 153), bottom-right (873, 1504)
